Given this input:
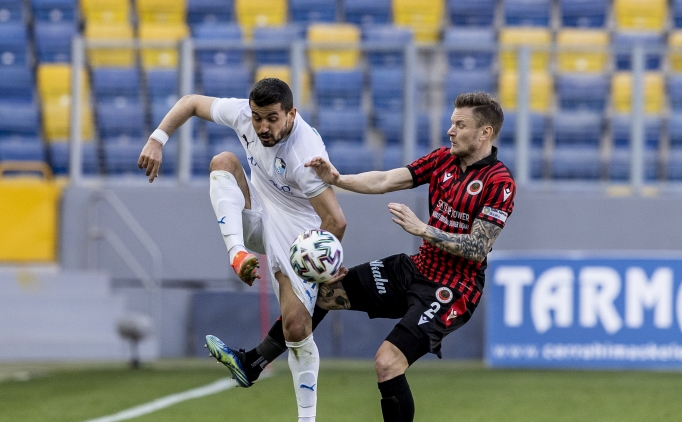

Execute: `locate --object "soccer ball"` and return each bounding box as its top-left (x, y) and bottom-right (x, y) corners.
top-left (289, 229), bottom-right (343, 283)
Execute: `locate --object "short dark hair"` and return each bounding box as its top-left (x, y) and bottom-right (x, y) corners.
top-left (454, 92), bottom-right (504, 140)
top-left (249, 78), bottom-right (294, 112)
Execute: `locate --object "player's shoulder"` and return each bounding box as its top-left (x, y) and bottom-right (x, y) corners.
top-left (288, 114), bottom-right (326, 154)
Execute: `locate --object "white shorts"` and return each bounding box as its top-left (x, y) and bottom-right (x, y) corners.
top-left (241, 180), bottom-right (319, 316)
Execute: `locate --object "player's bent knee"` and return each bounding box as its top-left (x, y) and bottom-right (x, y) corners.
top-left (374, 343), bottom-right (408, 381)
top-left (209, 151), bottom-right (242, 173)
top-left (282, 319), bottom-right (310, 342)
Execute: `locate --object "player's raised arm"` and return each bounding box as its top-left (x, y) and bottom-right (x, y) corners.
top-left (306, 156), bottom-right (413, 194)
top-left (138, 94), bottom-right (216, 182)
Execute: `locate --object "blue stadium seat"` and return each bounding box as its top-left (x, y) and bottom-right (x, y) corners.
top-left (553, 111), bottom-right (603, 146)
top-left (363, 26), bottom-right (412, 68)
top-left (0, 0), bottom-right (26, 23)
top-left (375, 111), bottom-right (430, 145)
top-left (92, 67), bottom-right (141, 105)
top-left (48, 141), bottom-right (98, 175)
top-left (612, 32), bottom-right (663, 71)
top-left (314, 69), bottom-right (363, 110)
top-left (344, 0), bottom-right (390, 26)
top-left (447, 0), bottom-right (495, 26)
top-left (200, 65), bottom-right (252, 98)
top-left (291, 0), bottom-right (337, 24)
top-left (316, 109), bottom-right (366, 143)
top-left (551, 145), bottom-right (601, 180)
top-left (206, 121), bottom-right (233, 144)
top-left (0, 103), bottom-right (40, 137)
top-left (443, 27), bottom-right (495, 70)
top-left (611, 114), bottom-right (661, 149)
top-left (668, 75), bottom-right (682, 111)
top-left (327, 141), bottom-right (376, 174)
top-left (0, 66), bottom-right (35, 103)
top-left (674, 0), bottom-right (682, 28)
top-left (193, 23), bottom-right (244, 66)
top-left (0, 23), bottom-right (29, 66)
top-left (147, 69), bottom-right (178, 104)
top-left (560, 0), bottom-right (607, 27)
top-left (253, 25), bottom-right (304, 65)
top-left (187, 0), bottom-right (233, 28)
top-left (444, 70), bottom-right (495, 106)
top-left (609, 148), bottom-right (658, 181)
top-left (34, 21), bottom-right (76, 63)
top-left (370, 67), bottom-right (403, 111)
top-left (96, 103), bottom-right (145, 142)
top-left (556, 73), bottom-right (608, 111)
top-left (31, 0), bottom-right (77, 23)
top-left (495, 111), bottom-right (546, 146)
top-left (504, 0), bottom-right (551, 27)
top-left (669, 113), bottom-right (682, 148)
top-left (382, 144), bottom-right (431, 170)
top-left (191, 141), bottom-right (211, 176)
top-left (666, 148), bottom-right (682, 180)
top-left (496, 145), bottom-right (544, 179)
top-left (103, 142), bottom-right (144, 175)
top-left (0, 138), bottom-right (46, 162)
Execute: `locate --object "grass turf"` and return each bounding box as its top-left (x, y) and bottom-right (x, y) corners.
top-left (0, 359), bottom-right (681, 421)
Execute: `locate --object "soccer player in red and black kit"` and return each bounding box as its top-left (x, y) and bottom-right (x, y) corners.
top-left (207, 92), bottom-right (516, 422)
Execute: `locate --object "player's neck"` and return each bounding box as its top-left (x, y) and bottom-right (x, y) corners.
top-left (459, 145), bottom-right (492, 171)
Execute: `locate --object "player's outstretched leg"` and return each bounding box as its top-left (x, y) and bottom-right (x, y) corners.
top-left (287, 333), bottom-right (319, 422)
top-left (204, 334), bottom-right (253, 388)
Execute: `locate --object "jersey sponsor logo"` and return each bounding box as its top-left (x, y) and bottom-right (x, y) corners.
top-left (436, 287), bottom-right (453, 304)
top-left (418, 302), bottom-right (441, 325)
top-left (268, 179), bottom-right (293, 195)
top-left (242, 134), bottom-right (254, 148)
top-left (466, 180), bottom-right (483, 195)
top-left (443, 172), bottom-right (453, 183)
top-left (503, 187), bottom-right (512, 202)
top-left (370, 260), bottom-right (388, 294)
top-left (275, 157), bottom-right (286, 174)
top-left (248, 156), bottom-right (259, 168)
top-left (482, 206), bottom-right (508, 223)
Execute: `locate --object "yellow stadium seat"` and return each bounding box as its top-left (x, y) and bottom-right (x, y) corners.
top-left (614, 0), bottom-right (667, 31)
top-left (235, 0), bottom-right (287, 29)
top-left (392, 0), bottom-right (444, 43)
top-left (255, 65), bottom-right (310, 105)
top-left (136, 0), bottom-right (186, 24)
top-left (85, 23), bottom-right (135, 67)
top-left (81, 0), bottom-right (130, 24)
top-left (499, 71), bottom-right (553, 113)
top-left (308, 23), bottom-right (361, 70)
top-left (41, 100), bottom-right (95, 141)
top-left (139, 23), bottom-right (189, 69)
top-left (556, 29), bottom-right (609, 73)
top-left (499, 27), bottom-right (552, 72)
top-left (611, 72), bottom-right (664, 114)
top-left (37, 64), bottom-right (90, 102)
top-left (669, 31), bottom-right (682, 72)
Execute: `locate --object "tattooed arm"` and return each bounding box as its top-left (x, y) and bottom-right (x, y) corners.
top-left (387, 202), bottom-right (502, 262)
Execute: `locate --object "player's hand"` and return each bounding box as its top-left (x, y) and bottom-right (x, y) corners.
top-left (388, 202), bottom-right (428, 237)
top-left (305, 156), bottom-right (340, 185)
top-left (328, 265), bottom-right (348, 284)
top-left (138, 139), bottom-right (163, 183)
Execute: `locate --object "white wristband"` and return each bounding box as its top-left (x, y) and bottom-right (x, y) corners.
top-left (150, 128), bottom-right (169, 146)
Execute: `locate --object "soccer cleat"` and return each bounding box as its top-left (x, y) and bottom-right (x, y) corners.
top-left (231, 251), bottom-right (260, 286)
top-left (205, 335), bottom-right (253, 388)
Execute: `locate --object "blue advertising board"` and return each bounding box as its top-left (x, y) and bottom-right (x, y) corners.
top-left (486, 255), bottom-right (682, 369)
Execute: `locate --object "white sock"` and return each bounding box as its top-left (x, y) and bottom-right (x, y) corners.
top-left (209, 170), bottom-right (246, 261)
top-left (286, 334), bottom-right (318, 422)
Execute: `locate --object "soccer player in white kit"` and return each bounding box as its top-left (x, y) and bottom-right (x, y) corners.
top-left (137, 78), bottom-right (347, 422)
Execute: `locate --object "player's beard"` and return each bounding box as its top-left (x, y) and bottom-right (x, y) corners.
top-left (258, 121), bottom-right (289, 147)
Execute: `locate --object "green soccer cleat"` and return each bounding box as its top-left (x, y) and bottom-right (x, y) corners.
top-left (204, 335), bottom-right (253, 388)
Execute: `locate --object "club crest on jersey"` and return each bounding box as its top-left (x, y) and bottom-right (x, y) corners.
top-left (466, 180), bottom-right (483, 195)
top-left (275, 157), bottom-right (286, 174)
top-left (435, 287), bottom-right (453, 304)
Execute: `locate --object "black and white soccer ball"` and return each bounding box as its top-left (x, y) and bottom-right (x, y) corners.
top-left (289, 229), bottom-right (343, 283)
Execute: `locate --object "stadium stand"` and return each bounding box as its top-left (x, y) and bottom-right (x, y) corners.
top-left (609, 148), bottom-right (659, 180)
top-left (611, 114), bottom-right (661, 149)
top-left (314, 69), bottom-right (363, 110)
top-left (363, 25), bottom-right (412, 68)
top-left (612, 31), bottom-right (664, 71)
top-left (370, 67), bottom-right (404, 111)
top-left (611, 71), bottom-right (665, 114)
top-left (669, 112), bottom-right (682, 147)
top-left (0, 66), bottom-right (36, 104)
top-left (667, 148), bottom-right (682, 180)
top-left (235, 0), bottom-right (287, 29)
top-left (0, 0), bottom-right (26, 23)
top-left (327, 141), bottom-right (376, 173)
top-left (444, 27), bottom-right (495, 70)
top-left (91, 67), bottom-right (141, 105)
top-left (550, 146), bottom-right (601, 180)
top-left (668, 31), bottom-right (682, 72)
top-left (556, 29), bottom-right (609, 73)
top-left (80, 0), bottom-right (130, 24)
top-left (496, 111), bottom-right (547, 146)
top-left (447, 0), bottom-right (495, 27)
top-left (139, 23), bottom-right (189, 68)
top-left (96, 102), bottom-right (145, 142)
top-left (499, 71), bottom-right (553, 112)
top-left (200, 64), bottom-right (252, 98)
top-left (556, 73), bottom-right (609, 110)
top-left (193, 22), bottom-right (244, 66)
top-left (0, 23), bottom-right (30, 67)
top-left (34, 21), bottom-right (77, 63)
top-left (137, 0), bottom-right (185, 24)
top-left (0, 104), bottom-right (40, 139)
top-left (0, 138), bottom-right (46, 163)
top-left (31, 0), bottom-right (77, 23)
top-left (103, 142), bottom-right (146, 175)
top-left (290, 0), bottom-right (337, 24)
top-left (316, 109), bottom-right (366, 144)
top-left (445, 69), bottom-right (496, 104)
top-left (84, 23), bottom-right (135, 68)
top-left (613, 0), bottom-right (667, 31)
top-left (559, 0), bottom-right (607, 27)
top-left (344, 0), bottom-right (391, 26)
top-left (553, 111), bottom-right (603, 146)
top-left (392, 0), bottom-right (444, 42)
top-left (48, 141), bottom-right (98, 175)
top-left (308, 23), bottom-right (361, 70)
top-left (504, 0), bottom-right (552, 27)
top-left (187, 0), bottom-right (233, 29)
top-left (252, 24), bottom-right (304, 65)
top-left (499, 27), bottom-right (552, 72)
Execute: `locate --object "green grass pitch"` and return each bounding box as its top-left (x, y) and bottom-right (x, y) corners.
top-left (0, 359), bottom-right (681, 421)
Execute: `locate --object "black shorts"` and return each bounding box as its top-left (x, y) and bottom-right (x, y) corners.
top-left (341, 254), bottom-right (479, 364)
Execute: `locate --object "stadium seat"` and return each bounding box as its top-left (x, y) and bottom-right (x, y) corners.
top-left (31, 0), bottom-right (77, 23)
top-left (504, 0), bottom-right (551, 27)
top-left (612, 32), bottom-right (663, 71)
top-left (609, 147), bottom-right (659, 181)
top-left (0, 103), bottom-right (40, 138)
top-left (550, 145), bottom-right (601, 180)
top-left (611, 72), bottom-right (665, 114)
top-left (495, 145), bottom-right (544, 179)
top-left (96, 102), bottom-right (145, 142)
top-left (48, 141), bottom-right (99, 175)
top-left (42, 100), bottom-right (95, 141)
top-left (499, 27), bottom-right (552, 72)
top-left (187, 0), bottom-right (233, 28)
top-left (0, 138), bottom-right (46, 162)
top-left (382, 143), bottom-right (431, 170)
top-left (560, 0), bottom-right (607, 27)
top-left (0, 0), bottom-right (26, 23)
top-left (193, 23), bottom-right (244, 66)
top-left (447, 0), bottom-right (495, 27)
top-left (675, 0), bottom-right (682, 28)
top-left (327, 141), bottom-right (376, 173)
top-left (255, 65), bottom-right (311, 105)
top-left (556, 73), bottom-right (608, 111)
top-left (0, 66), bottom-right (36, 104)
top-left (206, 121), bottom-right (232, 143)
top-left (316, 109), bottom-right (366, 144)
top-left (669, 112), bottom-right (682, 147)
top-left (443, 27), bottom-right (495, 70)
top-left (0, 23), bottom-right (29, 66)
top-left (235, 0), bottom-right (287, 29)
top-left (103, 142), bottom-right (145, 175)
top-left (444, 70), bottom-right (496, 106)
top-left (495, 111), bottom-right (547, 146)
top-left (314, 69), bottom-right (363, 110)
top-left (200, 65), bottom-right (252, 98)
top-left (614, 0), bottom-right (667, 31)
top-left (34, 22), bottom-right (76, 63)
top-left (253, 25), bottom-right (304, 65)
top-left (610, 114), bottom-right (661, 149)
top-left (146, 69), bottom-right (178, 103)
top-left (84, 23), bottom-right (135, 67)
top-left (191, 141), bottom-right (211, 176)
top-left (136, 0), bottom-right (186, 24)
top-left (344, 0), bottom-right (391, 26)
top-left (392, 0), bottom-right (444, 42)
top-left (92, 67), bottom-right (141, 105)
top-left (553, 111), bottom-right (603, 146)
top-left (290, 0), bottom-right (337, 24)
top-left (37, 64), bottom-right (90, 102)
top-left (668, 31), bottom-right (682, 72)
top-left (370, 67), bottom-right (404, 111)
top-left (499, 71), bottom-right (553, 112)
top-left (139, 23), bottom-right (189, 68)
top-left (375, 111), bottom-right (430, 145)
top-left (81, 0), bottom-right (130, 24)
top-left (556, 29), bottom-right (609, 73)
top-left (363, 26), bottom-right (412, 68)
top-left (666, 148), bottom-right (682, 180)
top-left (308, 23), bottom-right (361, 70)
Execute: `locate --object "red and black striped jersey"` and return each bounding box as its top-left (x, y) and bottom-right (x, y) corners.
top-left (406, 146), bottom-right (516, 303)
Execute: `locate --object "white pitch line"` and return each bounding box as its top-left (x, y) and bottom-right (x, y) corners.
top-left (84, 377), bottom-right (239, 422)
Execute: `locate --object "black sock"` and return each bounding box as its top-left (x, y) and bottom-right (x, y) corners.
top-left (377, 374), bottom-right (414, 422)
